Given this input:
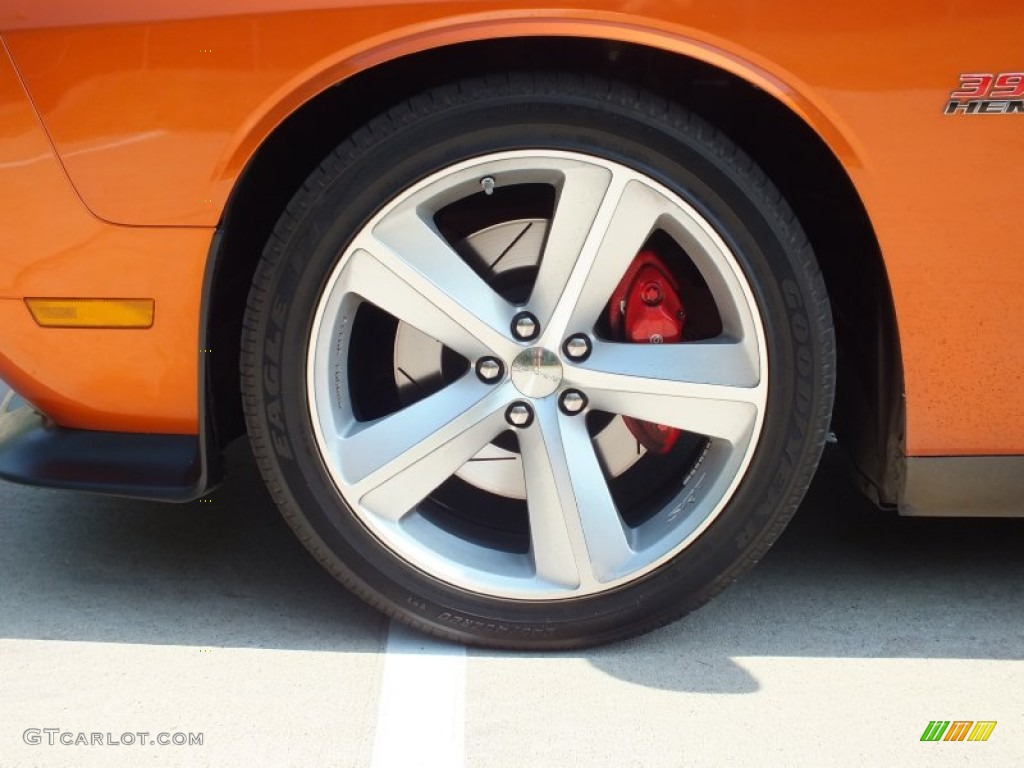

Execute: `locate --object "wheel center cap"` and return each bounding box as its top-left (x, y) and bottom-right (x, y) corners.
top-left (511, 347), bottom-right (562, 398)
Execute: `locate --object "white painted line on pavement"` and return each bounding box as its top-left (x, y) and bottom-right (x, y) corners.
top-left (370, 621), bottom-right (466, 768)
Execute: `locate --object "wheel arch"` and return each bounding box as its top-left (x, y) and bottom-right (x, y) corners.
top-left (203, 35), bottom-right (905, 505)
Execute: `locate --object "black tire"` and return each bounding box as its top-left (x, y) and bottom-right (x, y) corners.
top-left (241, 72), bottom-right (835, 649)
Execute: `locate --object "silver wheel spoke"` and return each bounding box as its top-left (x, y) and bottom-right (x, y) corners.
top-left (519, 400), bottom-right (633, 589)
top-left (363, 208), bottom-right (519, 359)
top-left (576, 337), bottom-right (760, 389)
top-left (568, 340), bottom-right (762, 444)
top-left (341, 249), bottom-right (492, 360)
top-left (539, 178), bottom-right (665, 345)
top-left (529, 163), bottom-right (613, 327)
top-left (340, 379), bottom-right (512, 520)
top-left (590, 388), bottom-right (757, 445)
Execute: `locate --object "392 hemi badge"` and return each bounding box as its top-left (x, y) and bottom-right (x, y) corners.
top-left (946, 73), bottom-right (1024, 114)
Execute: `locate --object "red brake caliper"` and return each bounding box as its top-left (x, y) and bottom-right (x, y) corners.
top-left (607, 250), bottom-right (686, 454)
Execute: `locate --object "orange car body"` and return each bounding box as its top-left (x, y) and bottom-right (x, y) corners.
top-left (0, 2), bottom-right (1021, 508)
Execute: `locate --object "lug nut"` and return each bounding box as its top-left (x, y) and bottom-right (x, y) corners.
top-left (475, 357), bottom-right (504, 383)
top-left (563, 334), bottom-right (592, 362)
top-left (511, 312), bottom-right (539, 341)
top-left (505, 402), bottom-right (534, 428)
top-left (559, 390), bottom-right (587, 415)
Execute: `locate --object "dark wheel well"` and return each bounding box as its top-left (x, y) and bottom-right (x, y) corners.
top-left (205, 37), bottom-right (904, 504)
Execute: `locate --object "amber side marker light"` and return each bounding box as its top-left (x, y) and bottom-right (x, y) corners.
top-left (24, 298), bottom-right (155, 329)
